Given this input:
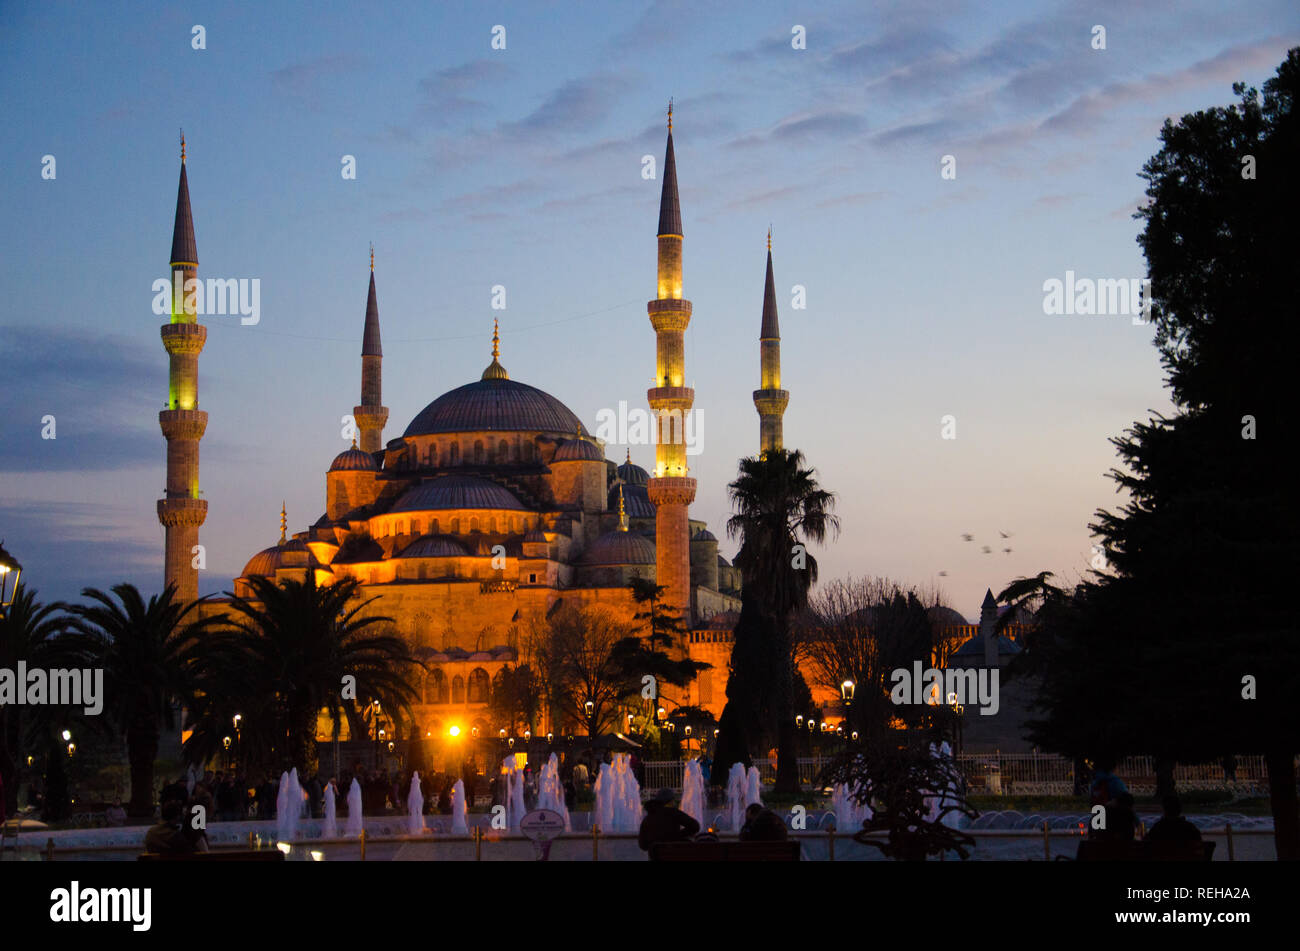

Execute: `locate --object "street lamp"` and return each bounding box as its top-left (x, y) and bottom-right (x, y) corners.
top-left (841, 679), bottom-right (855, 703)
top-left (796, 715), bottom-right (803, 728)
top-left (0, 542), bottom-right (22, 617)
top-left (61, 730), bottom-right (72, 742)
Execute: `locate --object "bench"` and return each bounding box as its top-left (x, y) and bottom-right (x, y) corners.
top-left (138, 849), bottom-right (286, 862)
top-left (650, 840), bottom-right (801, 862)
top-left (1076, 839), bottom-right (1215, 862)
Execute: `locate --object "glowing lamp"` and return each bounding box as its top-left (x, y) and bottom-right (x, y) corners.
top-left (449, 726), bottom-right (460, 738)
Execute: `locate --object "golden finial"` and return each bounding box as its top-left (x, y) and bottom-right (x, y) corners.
top-left (279, 502), bottom-right (287, 545)
top-left (767, 226), bottom-right (772, 252)
top-left (492, 317), bottom-right (500, 360)
top-left (667, 99), bottom-right (673, 132)
top-left (369, 242), bottom-right (374, 272)
top-left (617, 485), bottom-right (628, 531)
top-left (351, 435), bottom-right (358, 449)
top-left (180, 129), bottom-right (186, 164)
top-left (625, 447), bottom-right (631, 465)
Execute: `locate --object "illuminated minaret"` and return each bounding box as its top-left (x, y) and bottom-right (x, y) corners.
top-left (646, 102), bottom-right (696, 622)
top-left (352, 245), bottom-right (389, 454)
top-left (157, 133), bottom-right (207, 604)
top-left (753, 229), bottom-right (789, 454)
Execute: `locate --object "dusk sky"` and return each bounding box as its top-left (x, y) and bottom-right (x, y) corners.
top-left (2, 1), bottom-right (1297, 618)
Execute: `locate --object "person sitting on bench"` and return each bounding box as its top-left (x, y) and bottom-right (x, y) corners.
top-left (638, 788), bottom-right (700, 856)
top-left (1145, 795), bottom-right (1202, 846)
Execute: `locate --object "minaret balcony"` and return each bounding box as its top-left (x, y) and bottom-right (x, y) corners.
top-left (753, 389), bottom-right (790, 414)
top-left (647, 476), bottom-right (697, 506)
top-left (160, 322), bottom-right (207, 354)
top-left (647, 386), bottom-right (694, 411)
top-left (158, 408), bottom-right (208, 441)
top-left (157, 497), bottom-right (208, 528)
top-left (647, 298), bottom-right (692, 330)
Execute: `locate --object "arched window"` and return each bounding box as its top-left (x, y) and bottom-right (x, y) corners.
top-left (429, 518), bottom-right (439, 534)
top-left (426, 669), bottom-right (449, 704)
top-left (452, 675), bottom-right (465, 704)
top-left (474, 440), bottom-right (485, 464)
top-left (428, 443), bottom-right (437, 466)
top-left (449, 517), bottom-right (460, 534)
top-left (470, 516), bottom-right (480, 533)
top-left (498, 439), bottom-right (509, 462)
top-left (411, 518), bottom-right (422, 535)
top-left (449, 443), bottom-right (459, 465)
top-left (467, 668), bottom-right (490, 704)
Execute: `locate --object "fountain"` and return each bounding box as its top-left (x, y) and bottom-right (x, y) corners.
top-left (451, 779), bottom-right (469, 835)
top-left (276, 768), bottom-right (303, 843)
top-left (344, 778), bottom-right (364, 837)
top-left (831, 781), bottom-right (871, 831)
top-left (680, 759), bottom-right (706, 827)
top-left (745, 766), bottom-right (762, 808)
top-left (593, 753), bottom-right (642, 832)
top-left (725, 762), bottom-right (748, 831)
top-left (501, 756), bottom-right (527, 831)
top-left (323, 780), bottom-right (338, 838)
top-left (535, 753), bottom-right (571, 830)
top-left (407, 772), bottom-right (425, 835)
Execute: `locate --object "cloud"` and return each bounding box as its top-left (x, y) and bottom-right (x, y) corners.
top-left (498, 73), bottom-right (633, 138)
top-left (416, 59), bottom-right (515, 121)
top-left (1041, 36), bottom-right (1297, 134)
top-left (270, 54), bottom-right (365, 105)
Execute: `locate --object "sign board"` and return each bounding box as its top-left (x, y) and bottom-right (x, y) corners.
top-left (520, 809), bottom-right (565, 842)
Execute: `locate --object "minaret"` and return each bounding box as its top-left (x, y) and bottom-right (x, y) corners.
top-left (753, 228), bottom-right (789, 455)
top-left (352, 246), bottom-right (389, 454)
top-left (980, 588), bottom-right (999, 669)
top-left (645, 101), bottom-right (696, 623)
top-left (157, 132), bottom-right (207, 604)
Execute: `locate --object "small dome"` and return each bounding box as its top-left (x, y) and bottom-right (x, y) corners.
top-left (553, 438), bottom-right (604, 463)
top-left (580, 530), bottom-right (656, 566)
top-left (241, 539), bottom-right (321, 578)
top-left (330, 446), bottom-right (378, 472)
top-left (692, 528), bottom-right (717, 543)
top-left (608, 482), bottom-right (655, 518)
top-left (617, 457), bottom-right (649, 485)
top-left (399, 535), bottom-right (470, 559)
top-left (390, 475), bottom-right (525, 513)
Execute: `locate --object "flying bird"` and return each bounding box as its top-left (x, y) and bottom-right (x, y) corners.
top-left (938, 570), bottom-right (949, 577)
top-left (999, 531), bottom-right (1014, 539)
top-left (1003, 547), bottom-right (1013, 554)
top-left (981, 545), bottom-right (992, 554)
top-left (961, 533), bottom-right (974, 542)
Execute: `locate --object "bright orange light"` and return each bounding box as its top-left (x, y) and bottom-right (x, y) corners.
top-left (449, 725), bottom-right (461, 737)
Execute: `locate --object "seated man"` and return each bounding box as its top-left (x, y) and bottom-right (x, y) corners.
top-left (739, 803), bottom-right (789, 842)
top-left (638, 788), bottom-right (700, 856)
top-left (143, 800), bottom-right (193, 855)
top-left (1145, 795), bottom-right (1202, 846)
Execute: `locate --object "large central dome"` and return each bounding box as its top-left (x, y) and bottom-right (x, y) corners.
top-left (403, 377), bottom-right (583, 437)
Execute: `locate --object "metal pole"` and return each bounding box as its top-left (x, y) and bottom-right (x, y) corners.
top-left (1042, 821), bottom-right (1050, 861)
top-left (359, 828), bottom-right (366, 861)
top-left (46, 837), bottom-right (55, 861)
top-left (475, 825), bottom-right (483, 861)
top-left (1226, 822), bottom-right (1234, 861)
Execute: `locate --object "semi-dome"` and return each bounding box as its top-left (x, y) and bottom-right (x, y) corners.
top-left (553, 438), bottom-right (604, 463)
top-left (403, 377), bottom-right (583, 438)
top-left (692, 528), bottom-right (717, 542)
top-left (928, 605), bottom-right (970, 627)
top-left (330, 445), bottom-right (379, 472)
top-left (399, 534), bottom-right (470, 559)
top-left (580, 530), bottom-right (656, 566)
top-left (608, 482), bottom-right (655, 518)
top-left (390, 475), bottom-right (526, 513)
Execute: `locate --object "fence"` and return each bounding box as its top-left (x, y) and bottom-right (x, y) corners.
top-left (642, 754), bottom-right (1272, 797)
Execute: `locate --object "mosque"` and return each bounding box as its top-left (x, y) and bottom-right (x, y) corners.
top-left (159, 108), bottom-right (795, 739)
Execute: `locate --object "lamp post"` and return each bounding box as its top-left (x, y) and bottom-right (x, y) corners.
top-left (0, 542), bottom-right (22, 619)
top-left (840, 679), bottom-right (855, 737)
top-left (233, 714), bottom-right (242, 770)
top-left (371, 700), bottom-right (382, 769)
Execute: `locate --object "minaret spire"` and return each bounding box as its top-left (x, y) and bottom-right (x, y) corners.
top-left (279, 502), bottom-right (287, 545)
top-left (157, 133), bottom-right (207, 603)
top-left (646, 102), bottom-right (696, 622)
top-left (353, 249), bottom-right (389, 454)
top-left (754, 230), bottom-right (790, 455)
top-left (482, 317), bottom-right (509, 380)
top-left (617, 485), bottom-right (629, 531)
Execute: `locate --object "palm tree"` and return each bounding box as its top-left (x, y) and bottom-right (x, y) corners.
top-left (64, 583), bottom-right (213, 817)
top-left (724, 448), bottom-right (838, 793)
top-left (215, 575), bottom-right (420, 777)
top-left (0, 584), bottom-right (70, 815)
